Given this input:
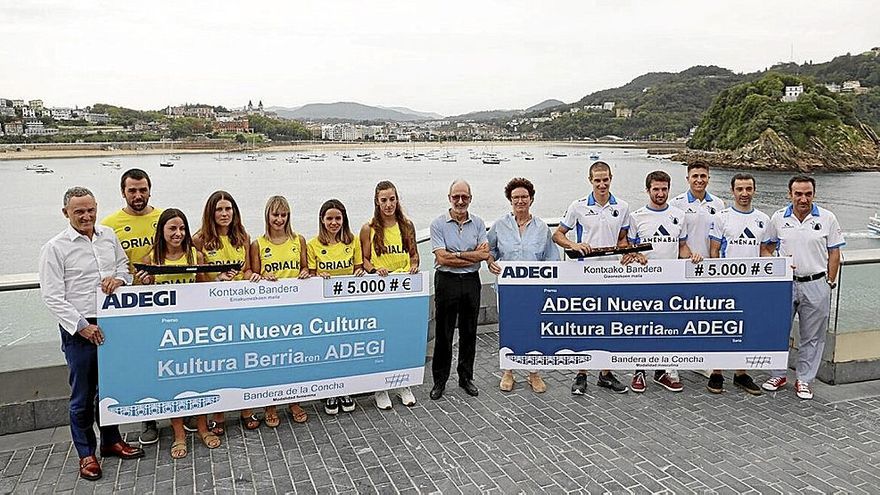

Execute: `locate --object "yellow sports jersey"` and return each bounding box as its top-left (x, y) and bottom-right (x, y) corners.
top-left (151, 248), bottom-right (198, 285)
top-left (203, 235), bottom-right (247, 281)
top-left (307, 237), bottom-right (363, 276)
top-left (100, 207), bottom-right (163, 276)
top-left (370, 224), bottom-right (411, 273)
top-left (257, 235), bottom-right (303, 279)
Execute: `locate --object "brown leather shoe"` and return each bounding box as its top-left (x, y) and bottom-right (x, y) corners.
top-left (79, 455), bottom-right (102, 481)
top-left (100, 441), bottom-right (145, 460)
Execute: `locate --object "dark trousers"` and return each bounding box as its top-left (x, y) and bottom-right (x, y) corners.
top-left (432, 271), bottom-right (481, 385)
top-left (60, 324), bottom-right (121, 458)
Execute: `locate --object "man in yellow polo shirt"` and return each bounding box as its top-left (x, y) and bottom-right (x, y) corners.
top-left (100, 168), bottom-right (162, 445)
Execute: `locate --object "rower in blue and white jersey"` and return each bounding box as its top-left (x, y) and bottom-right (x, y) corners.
top-left (705, 173), bottom-right (768, 396)
top-left (625, 170), bottom-right (702, 394)
top-left (552, 161), bottom-right (633, 395)
top-left (670, 163), bottom-right (725, 258)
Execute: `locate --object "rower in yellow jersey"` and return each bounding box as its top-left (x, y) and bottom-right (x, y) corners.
top-left (359, 181), bottom-right (420, 410)
top-left (134, 209), bottom-right (218, 459)
top-left (308, 199), bottom-right (364, 415)
top-left (245, 196), bottom-right (310, 427)
top-left (99, 168), bottom-right (163, 446)
top-left (193, 190), bottom-right (256, 283)
top-left (100, 168), bottom-right (162, 280)
top-left (192, 190), bottom-right (259, 433)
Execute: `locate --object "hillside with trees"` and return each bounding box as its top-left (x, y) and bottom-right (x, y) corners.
top-left (535, 49), bottom-right (880, 142)
top-left (678, 73), bottom-right (880, 171)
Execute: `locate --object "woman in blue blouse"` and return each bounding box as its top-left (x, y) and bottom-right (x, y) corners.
top-left (487, 177), bottom-right (560, 393)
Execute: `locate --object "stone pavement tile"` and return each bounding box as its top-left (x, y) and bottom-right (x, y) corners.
top-left (409, 475), bottom-right (437, 493)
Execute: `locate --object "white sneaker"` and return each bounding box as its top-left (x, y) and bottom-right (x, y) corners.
top-left (396, 387), bottom-right (416, 407)
top-left (762, 376), bottom-right (787, 392)
top-left (375, 390), bottom-right (392, 410)
top-left (795, 380), bottom-right (813, 400)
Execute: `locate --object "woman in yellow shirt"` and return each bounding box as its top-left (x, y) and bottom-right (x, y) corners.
top-left (307, 199), bottom-right (364, 415)
top-left (193, 190), bottom-right (260, 432)
top-left (135, 209), bottom-right (219, 459)
top-left (359, 181), bottom-right (420, 410)
top-left (248, 195), bottom-right (310, 426)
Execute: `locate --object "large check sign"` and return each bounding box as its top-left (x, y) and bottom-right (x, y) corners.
top-left (97, 274), bottom-right (428, 425)
top-left (497, 258), bottom-right (792, 370)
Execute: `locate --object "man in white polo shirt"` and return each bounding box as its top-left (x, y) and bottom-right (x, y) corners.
top-left (706, 173), bottom-right (768, 395)
top-left (670, 162), bottom-right (725, 258)
top-left (760, 175), bottom-right (844, 400)
top-left (553, 161), bottom-right (631, 395)
top-left (627, 170), bottom-right (702, 393)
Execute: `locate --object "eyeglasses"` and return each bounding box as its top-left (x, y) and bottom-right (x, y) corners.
top-left (510, 195), bottom-right (531, 202)
top-left (450, 194), bottom-right (471, 202)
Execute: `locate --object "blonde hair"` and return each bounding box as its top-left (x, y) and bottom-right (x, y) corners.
top-left (263, 195), bottom-right (295, 241)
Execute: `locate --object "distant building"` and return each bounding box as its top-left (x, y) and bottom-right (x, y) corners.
top-left (21, 107), bottom-right (37, 118)
top-left (841, 80), bottom-right (869, 95)
top-left (824, 83), bottom-right (841, 93)
top-left (321, 123), bottom-right (357, 141)
top-left (24, 120), bottom-right (58, 136)
top-left (83, 113), bottom-right (110, 124)
top-left (166, 105), bottom-right (216, 119)
top-left (549, 111), bottom-right (562, 119)
top-left (28, 100), bottom-right (44, 110)
top-left (213, 117), bottom-right (250, 134)
top-left (3, 121), bottom-right (23, 135)
top-left (0, 99), bottom-right (11, 108)
top-left (50, 107), bottom-right (73, 120)
top-left (245, 100), bottom-right (265, 116)
top-left (11, 100), bottom-right (25, 109)
top-left (583, 104), bottom-right (603, 111)
top-left (615, 107), bottom-right (632, 119)
top-left (0, 107), bottom-right (15, 117)
top-left (781, 85), bottom-right (804, 102)
top-left (602, 102), bottom-right (615, 111)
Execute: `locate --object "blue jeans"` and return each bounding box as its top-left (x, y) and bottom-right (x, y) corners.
top-left (60, 326), bottom-right (121, 457)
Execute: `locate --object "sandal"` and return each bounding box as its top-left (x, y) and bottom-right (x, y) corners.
top-left (264, 412), bottom-right (280, 428)
top-left (241, 413), bottom-right (261, 430)
top-left (198, 431), bottom-right (221, 449)
top-left (289, 404), bottom-right (309, 424)
top-left (170, 439), bottom-right (188, 459)
top-left (207, 420), bottom-right (226, 436)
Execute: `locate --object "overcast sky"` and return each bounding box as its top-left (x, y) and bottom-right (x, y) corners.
top-left (1, 1), bottom-right (877, 116)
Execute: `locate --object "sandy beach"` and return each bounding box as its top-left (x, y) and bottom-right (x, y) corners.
top-left (0, 140), bottom-right (682, 161)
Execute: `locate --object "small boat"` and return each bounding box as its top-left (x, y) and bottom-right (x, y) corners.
top-left (550, 152), bottom-right (568, 158)
top-left (159, 161), bottom-right (173, 167)
top-left (265, 156), bottom-right (277, 161)
top-left (243, 154), bottom-right (258, 162)
top-left (342, 155), bottom-right (355, 162)
top-left (589, 154), bottom-right (600, 160)
top-left (101, 160), bottom-right (120, 167)
top-left (169, 154), bottom-right (181, 161)
top-left (25, 163), bottom-right (46, 171)
top-left (869, 213), bottom-right (880, 235)
top-left (35, 168), bottom-right (55, 174)
top-left (482, 157), bottom-right (501, 165)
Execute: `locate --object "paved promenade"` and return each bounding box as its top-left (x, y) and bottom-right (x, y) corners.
top-left (2, 327), bottom-right (880, 494)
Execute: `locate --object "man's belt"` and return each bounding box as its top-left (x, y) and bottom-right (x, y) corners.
top-left (794, 272), bottom-right (826, 282)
